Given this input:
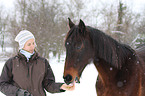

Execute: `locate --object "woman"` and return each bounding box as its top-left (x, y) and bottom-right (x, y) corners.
top-left (0, 30), bottom-right (75, 96)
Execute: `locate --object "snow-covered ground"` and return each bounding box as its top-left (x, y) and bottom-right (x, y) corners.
top-left (0, 54), bottom-right (98, 96)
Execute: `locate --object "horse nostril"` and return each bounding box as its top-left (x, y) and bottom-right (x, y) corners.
top-left (64, 74), bottom-right (72, 82)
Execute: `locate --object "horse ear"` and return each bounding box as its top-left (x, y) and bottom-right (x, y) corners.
top-left (68, 18), bottom-right (75, 29)
top-left (78, 19), bottom-right (86, 33)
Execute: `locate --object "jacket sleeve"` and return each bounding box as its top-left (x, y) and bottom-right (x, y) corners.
top-left (0, 58), bottom-right (19, 96)
top-left (42, 59), bottom-right (65, 93)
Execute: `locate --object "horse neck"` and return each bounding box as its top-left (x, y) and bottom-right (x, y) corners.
top-left (89, 28), bottom-right (137, 84)
top-left (93, 51), bottom-right (138, 86)
top-left (94, 59), bottom-right (118, 83)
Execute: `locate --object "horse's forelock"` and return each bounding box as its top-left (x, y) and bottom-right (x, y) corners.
top-left (65, 26), bottom-right (84, 43)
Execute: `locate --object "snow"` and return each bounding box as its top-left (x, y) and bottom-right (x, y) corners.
top-left (0, 55), bottom-right (98, 96)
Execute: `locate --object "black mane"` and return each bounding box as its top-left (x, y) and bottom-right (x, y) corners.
top-left (66, 24), bottom-right (135, 69)
top-left (88, 26), bottom-right (135, 69)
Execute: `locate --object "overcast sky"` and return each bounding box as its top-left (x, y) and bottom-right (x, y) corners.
top-left (0, 0), bottom-right (14, 9)
top-left (122, 0), bottom-right (145, 13)
top-left (0, 0), bottom-right (145, 13)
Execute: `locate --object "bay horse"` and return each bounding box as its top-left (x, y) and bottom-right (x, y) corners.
top-left (63, 18), bottom-right (145, 96)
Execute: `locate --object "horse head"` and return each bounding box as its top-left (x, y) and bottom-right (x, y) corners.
top-left (63, 18), bottom-right (94, 85)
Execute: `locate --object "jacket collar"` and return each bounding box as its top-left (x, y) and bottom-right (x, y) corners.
top-left (17, 51), bottom-right (39, 61)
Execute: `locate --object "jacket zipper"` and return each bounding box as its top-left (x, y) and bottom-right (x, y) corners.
top-left (27, 60), bottom-right (30, 77)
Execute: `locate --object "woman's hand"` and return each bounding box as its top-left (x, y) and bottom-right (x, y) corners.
top-left (16, 89), bottom-right (33, 96)
top-left (60, 83), bottom-right (75, 91)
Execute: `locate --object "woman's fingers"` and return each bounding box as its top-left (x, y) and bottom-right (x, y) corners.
top-left (60, 83), bottom-right (75, 91)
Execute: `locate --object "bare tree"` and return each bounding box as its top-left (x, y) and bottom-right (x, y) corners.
top-left (115, 1), bottom-right (127, 42)
top-left (136, 10), bottom-right (145, 34)
top-left (5, 0), bottom-right (144, 58)
top-left (97, 1), bottom-right (141, 46)
top-left (98, 3), bottom-right (118, 36)
top-left (9, 0), bottom-right (68, 58)
top-left (0, 6), bottom-right (9, 52)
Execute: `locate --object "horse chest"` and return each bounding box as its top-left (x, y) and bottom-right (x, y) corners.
top-left (97, 76), bottom-right (142, 96)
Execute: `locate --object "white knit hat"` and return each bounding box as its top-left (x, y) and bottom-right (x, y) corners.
top-left (15, 30), bottom-right (35, 49)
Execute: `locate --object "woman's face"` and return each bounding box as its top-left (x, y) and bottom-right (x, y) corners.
top-left (23, 39), bottom-right (35, 53)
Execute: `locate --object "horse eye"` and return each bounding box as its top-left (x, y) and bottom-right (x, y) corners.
top-left (76, 46), bottom-right (81, 50)
top-left (76, 44), bottom-right (83, 50)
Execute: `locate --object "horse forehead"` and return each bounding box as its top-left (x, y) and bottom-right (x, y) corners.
top-left (66, 34), bottom-right (80, 43)
top-left (65, 26), bottom-right (85, 45)
top-left (68, 26), bottom-right (79, 36)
